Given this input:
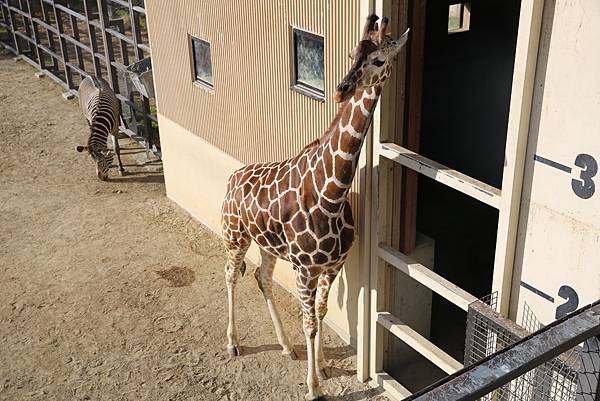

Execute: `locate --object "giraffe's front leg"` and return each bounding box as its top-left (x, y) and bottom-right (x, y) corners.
top-left (298, 268), bottom-right (325, 401)
top-left (315, 270), bottom-right (340, 380)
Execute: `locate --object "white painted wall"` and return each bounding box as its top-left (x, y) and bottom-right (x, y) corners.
top-left (511, 0), bottom-right (600, 324)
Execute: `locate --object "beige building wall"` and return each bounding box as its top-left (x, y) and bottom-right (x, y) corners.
top-left (145, 0), bottom-right (366, 345)
top-left (511, 0), bottom-right (600, 324)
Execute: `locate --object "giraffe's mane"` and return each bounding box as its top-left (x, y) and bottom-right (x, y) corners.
top-left (301, 96), bottom-right (354, 151)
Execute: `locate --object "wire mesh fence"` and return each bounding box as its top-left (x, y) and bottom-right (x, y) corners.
top-left (404, 300), bottom-right (600, 401)
top-left (464, 294), bottom-right (600, 401)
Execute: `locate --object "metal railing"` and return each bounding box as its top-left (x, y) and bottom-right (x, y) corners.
top-left (0, 0), bottom-right (159, 155)
top-left (404, 299), bottom-right (600, 401)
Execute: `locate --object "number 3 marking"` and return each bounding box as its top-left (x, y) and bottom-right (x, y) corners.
top-left (571, 153), bottom-right (597, 199)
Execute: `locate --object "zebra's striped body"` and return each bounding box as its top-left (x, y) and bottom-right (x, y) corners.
top-left (76, 76), bottom-right (124, 180)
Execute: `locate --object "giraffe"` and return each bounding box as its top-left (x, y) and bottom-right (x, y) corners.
top-left (221, 15), bottom-right (409, 400)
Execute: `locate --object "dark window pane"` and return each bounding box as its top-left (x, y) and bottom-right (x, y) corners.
top-left (294, 29), bottom-right (324, 94)
top-left (192, 37), bottom-right (213, 87)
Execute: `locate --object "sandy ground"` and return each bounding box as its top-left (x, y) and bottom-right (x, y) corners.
top-left (0, 50), bottom-right (387, 401)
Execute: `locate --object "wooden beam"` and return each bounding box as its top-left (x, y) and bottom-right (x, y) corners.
top-left (492, 0), bottom-right (546, 318)
top-left (357, 0), bottom-right (376, 383)
top-left (377, 312), bottom-right (463, 374)
top-left (378, 243), bottom-right (477, 311)
top-left (373, 372), bottom-right (413, 400)
top-left (369, 0), bottom-right (389, 377)
top-left (379, 142), bottom-right (502, 209)
top-left (399, 0), bottom-right (426, 254)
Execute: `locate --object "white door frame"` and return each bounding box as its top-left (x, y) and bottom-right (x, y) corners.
top-left (355, 0), bottom-right (547, 396)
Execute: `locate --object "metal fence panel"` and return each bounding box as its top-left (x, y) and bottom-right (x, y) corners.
top-left (0, 0), bottom-right (160, 156)
top-left (404, 299), bottom-right (600, 401)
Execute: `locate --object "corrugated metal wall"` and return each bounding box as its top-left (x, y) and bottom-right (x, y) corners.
top-left (145, 0), bottom-right (363, 202)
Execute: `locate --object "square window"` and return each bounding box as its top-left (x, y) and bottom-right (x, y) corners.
top-left (292, 28), bottom-right (325, 100)
top-left (448, 3), bottom-right (471, 33)
top-left (191, 36), bottom-right (214, 88)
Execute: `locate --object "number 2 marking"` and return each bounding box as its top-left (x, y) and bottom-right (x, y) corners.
top-left (555, 285), bottom-right (579, 319)
top-left (571, 153), bottom-right (597, 199)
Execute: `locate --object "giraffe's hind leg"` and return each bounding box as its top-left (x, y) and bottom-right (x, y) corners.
top-left (224, 236), bottom-right (250, 357)
top-left (255, 248), bottom-right (296, 359)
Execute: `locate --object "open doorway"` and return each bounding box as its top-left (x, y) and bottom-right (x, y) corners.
top-left (386, 0), bottom-right (522, 391)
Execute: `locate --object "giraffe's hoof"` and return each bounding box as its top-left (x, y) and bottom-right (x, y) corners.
top-left (282, 348), bottom-right (298, 360)
top-left (227, 345), bottom-right (240, 357)
top-left (305, 391), bottom-right (326, 401)
top-left (317, 367), bottom-right (329, 381)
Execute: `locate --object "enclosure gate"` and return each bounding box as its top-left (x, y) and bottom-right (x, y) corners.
top-left (366, 107), bottom-right (503, 397)
top-left (362, 14), bottom-right (513, 389)
top-left (0, 0), bottom-right (159, 155)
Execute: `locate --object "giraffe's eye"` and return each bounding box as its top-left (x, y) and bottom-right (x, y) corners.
top-left (372, 59), bottom-right (385, 67)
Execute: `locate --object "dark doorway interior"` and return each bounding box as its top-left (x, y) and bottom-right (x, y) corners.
top-left (419, 0), bottom-right (521, 360)
top-left (388, 0), bottom-right (522, 391)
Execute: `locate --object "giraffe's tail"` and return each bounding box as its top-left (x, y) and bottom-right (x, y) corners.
top-left (240, 261), bottom-right (246, 277)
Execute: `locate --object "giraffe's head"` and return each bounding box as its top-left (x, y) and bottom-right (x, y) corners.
top-left (334, 15), bottom-right (409, 103)
top-left (76, 144), bottom-right (113, 181)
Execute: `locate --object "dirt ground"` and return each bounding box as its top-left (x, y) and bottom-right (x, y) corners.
top-left (0, 50), bottom-right (387, 401)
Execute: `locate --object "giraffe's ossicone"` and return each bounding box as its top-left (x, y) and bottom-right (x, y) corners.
top-left (221, 14), bottom-right (409, 401)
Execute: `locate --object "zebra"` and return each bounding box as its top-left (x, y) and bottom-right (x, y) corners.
top-left (76, 75), bottom-right (125, 180)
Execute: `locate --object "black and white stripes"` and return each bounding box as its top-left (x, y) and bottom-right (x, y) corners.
top-left (76, 76), bottom-right (124, 180)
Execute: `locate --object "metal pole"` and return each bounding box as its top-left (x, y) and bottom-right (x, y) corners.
top-left (127, 0), bottom-right (153, 154)
top-left (96, 0), bottom-right (118, 90)
top-left (25, 0), bottom-right (44, 68)
top-left (39, 0), bottom-right (58, 71)
top-left (82, 0), bottom-right (101, 77)
top-left (66, 0), bottom-right (85, 80)
top-left (7, 1), bottom-right (22, 53)
top-left (50, 0), bottom-right (74, 89)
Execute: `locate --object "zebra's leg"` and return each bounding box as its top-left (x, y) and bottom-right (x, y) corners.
top-left (315, 269), bottom-right (340, 380)
top-left (111, 132), bottom-right (125, 175)
top-left (224, 236), bottom-right (250, 357)
top-left (255, 248), bottom-right (296, 359)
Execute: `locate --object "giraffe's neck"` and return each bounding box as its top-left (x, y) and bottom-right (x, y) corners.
top-left (315, 86), bottom-right (382, 206)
